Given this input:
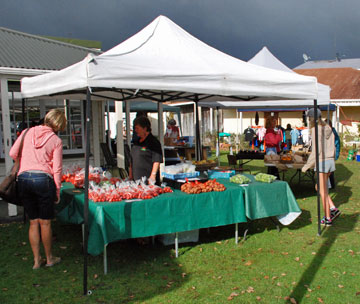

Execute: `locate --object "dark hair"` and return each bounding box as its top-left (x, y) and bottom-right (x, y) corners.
top-left (133, 116), bottom-right (152, 132)
top-left (286, 124), bottom-right (291, 129)
top-left (136, 111), bottom-right (147, 118)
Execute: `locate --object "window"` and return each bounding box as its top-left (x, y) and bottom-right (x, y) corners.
top-left (45, 100), bottom-right (85, 154)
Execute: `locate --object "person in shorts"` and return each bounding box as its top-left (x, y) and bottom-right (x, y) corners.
top-left (302, 108), bottom-right (341, 226)
top-left (10, 109), bottom-right (67, 269)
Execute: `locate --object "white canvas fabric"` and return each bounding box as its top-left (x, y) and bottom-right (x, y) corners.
top-left (22, 16), bottom-right (318, 102)
top-left (247, 46), bottom-right (330, 104)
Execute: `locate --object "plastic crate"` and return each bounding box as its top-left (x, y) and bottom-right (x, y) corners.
top-left (161, 171), bottom-right (200, 180)
top-left (207, 170), bottom-right (235, 179)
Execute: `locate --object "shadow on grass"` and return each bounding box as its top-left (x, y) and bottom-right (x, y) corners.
top-left (55, 223), bottom-right (188, 303)
top-left (288, 213), bottom-right (359, 303)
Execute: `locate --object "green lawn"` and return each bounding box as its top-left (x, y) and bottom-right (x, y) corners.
top-left (1, 154), bottom-right (359, 303)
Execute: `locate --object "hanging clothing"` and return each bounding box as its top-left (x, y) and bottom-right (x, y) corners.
top-left (255, 112), bottom-right (259, 126)
top-left (301, 128), bottom-right (310, 145)
top-left (290, 129), bottom-right (300, 146)
top-left (256, 127), bottom-right (266, 141)
top-left (244, 127), bottom-right (256, 142)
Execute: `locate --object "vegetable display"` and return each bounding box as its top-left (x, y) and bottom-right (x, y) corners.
top-left (180, 179), bottom-right (226, 194)
top-left (230, 174), bottom-right (251, 184)
top-left (255, 173), bottom-right (277, 183)
top-left (61, 165), bottom-right (172, 202)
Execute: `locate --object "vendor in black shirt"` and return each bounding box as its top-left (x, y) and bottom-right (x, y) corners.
top-left (129, 116), bottom-right (163, 185)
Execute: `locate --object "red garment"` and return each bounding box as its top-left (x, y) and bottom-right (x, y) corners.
top-left (264, 128), bottom-right (282, 152)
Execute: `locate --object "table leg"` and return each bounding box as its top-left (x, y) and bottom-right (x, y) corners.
top-left (269, 217), bottom-right (280, 232)
top-left (81, 224), bottom-right (84, 249)
top-left (104, 244), bottom-right (108, 275)
top-left (235, 223), bottom-right (238, 244)
top-left (289, 170), bottom-right (299, 184)
top-left (175, 232), bottom-right (179, 258)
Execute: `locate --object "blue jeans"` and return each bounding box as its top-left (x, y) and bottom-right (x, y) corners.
top-left (18, 172), bottom-right (56, 220)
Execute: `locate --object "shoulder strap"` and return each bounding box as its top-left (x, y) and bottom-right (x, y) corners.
top-left (17, 128), bottom-right (30, 160)
top-left (12, 128), bottom-right (30, 174)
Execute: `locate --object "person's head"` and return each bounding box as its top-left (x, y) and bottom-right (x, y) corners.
top-left (286, 124), bottom-right (291, 130)
top-left (265, 118), bottom-right (276, 129)
top-left (167, 119), bottom-right (176, 127)
top-left (134, 116), bottom-right (151, 138)
top-left (136, 111), bottom-right (147, 118)
top-left (44, 109), bottom-right (67, 132)
top-left (306, 108), bottom-right (325, 128)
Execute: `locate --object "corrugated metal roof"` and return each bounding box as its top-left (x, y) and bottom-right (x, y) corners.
top-left (295, 68), bottom-right (360, 99)
top-left (0, 27), bottom-right (101, 71)
top-left (295, 58), bottom-right (360, 69)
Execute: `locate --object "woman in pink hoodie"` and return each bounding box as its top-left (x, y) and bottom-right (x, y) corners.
top-left (10, 109), bottom-right (67, 269)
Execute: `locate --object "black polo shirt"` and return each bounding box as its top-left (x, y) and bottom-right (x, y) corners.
top-left (131, 133), bottom-right (163, 183)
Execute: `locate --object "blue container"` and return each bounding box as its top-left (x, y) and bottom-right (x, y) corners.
top-left (207, 170), bottom-right (235, 179)
top-left (356, 154), bottom-right (360, 162)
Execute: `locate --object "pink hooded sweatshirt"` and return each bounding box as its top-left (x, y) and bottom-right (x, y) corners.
top-left (9, 126), bottom-right (63, 199)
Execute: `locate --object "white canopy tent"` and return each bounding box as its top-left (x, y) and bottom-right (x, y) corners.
top-left (199, 46), bottom-right (330, 108)
top-left (21, 16), bottom-right (321, 294)
top-left (22, 18), bottom-right (318, 101)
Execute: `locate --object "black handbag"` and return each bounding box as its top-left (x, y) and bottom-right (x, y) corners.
top-left (0, 129), bottom-right (29, 206)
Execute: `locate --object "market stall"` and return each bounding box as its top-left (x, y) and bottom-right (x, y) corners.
top-left (58, 174), bottom-right (301, 274)
top-left (21, 16), bottom-right (318, 294)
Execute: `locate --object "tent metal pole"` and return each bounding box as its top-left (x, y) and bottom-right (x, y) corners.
top-left (313, 99), bottom-right (321, 236)
top-left (22, 98), bottom-right (26, 224)
top-left (194, 95), bottom-right (202, 160)
top-left (216, 107), bottom-right (220, 160)
top-left (83, 88), bottom-right (91, 295)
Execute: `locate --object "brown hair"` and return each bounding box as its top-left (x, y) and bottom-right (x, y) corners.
top-left (44, 109), bottom-right (67, 132)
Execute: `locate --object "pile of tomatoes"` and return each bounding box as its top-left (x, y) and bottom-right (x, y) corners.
top-left (62, 166), bottom-right (173, 203)
top-left (180, 179), bottom-right (226, 194)
top-left (88, 184), bottom-right (173, 202)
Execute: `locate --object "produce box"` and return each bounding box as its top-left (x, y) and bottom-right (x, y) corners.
top-left (195, 163), bottom-right (217, 172)
top-left (207, 170), bottom-right (235, 179)
top-left (162, 176), bottom-right (208, 190)
top-left (162, 171), bottom-right (200, 180)
top-left (158, 229), bottom-right (199, 245)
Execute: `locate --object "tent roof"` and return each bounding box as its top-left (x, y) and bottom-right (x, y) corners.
top-left (199, 47), bottom-right (330, 109)
top-left (247, 46), bottom-right (294, 73)
top-left (248, 46), bottom-right (330, 104)
top-left (235, 103), bottom-right (336, 112)
top-left (21, 16), bottom-right (318, 103)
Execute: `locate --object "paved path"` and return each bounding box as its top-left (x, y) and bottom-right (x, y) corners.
top-left (0, 201), bottom-right (24, 223)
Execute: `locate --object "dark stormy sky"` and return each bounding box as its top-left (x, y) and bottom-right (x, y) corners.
top-left (1, 0), bottom-right (359, 68)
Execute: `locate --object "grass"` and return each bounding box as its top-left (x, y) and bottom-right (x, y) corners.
top-left (1, 153), bottom-right (360, 303)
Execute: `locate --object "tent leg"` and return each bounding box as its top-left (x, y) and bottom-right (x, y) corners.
top-left (235, 223), bottom-right (238, 244)
top-left (104, 244), bottom-right (108, 275)
top-left (83, 88), bottom-right (91, 295)
top-left (175, 232), bottom-right (179, 258)
top-left (313, 100), bottom-right (322, 236)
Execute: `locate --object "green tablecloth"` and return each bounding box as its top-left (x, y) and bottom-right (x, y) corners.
top-left (57, 180), bottom-right (247, 256)
top-left (242, 175), bottom-right (301, 220)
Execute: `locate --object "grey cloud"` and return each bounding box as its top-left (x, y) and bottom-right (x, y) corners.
top-left (1, 0), bottom-right (360, 68)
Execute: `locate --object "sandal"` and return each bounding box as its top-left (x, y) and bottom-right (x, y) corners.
top-left (45, 256), bottom-right (61, 267)
top-left (33, 257), bottom-right (45, 270)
